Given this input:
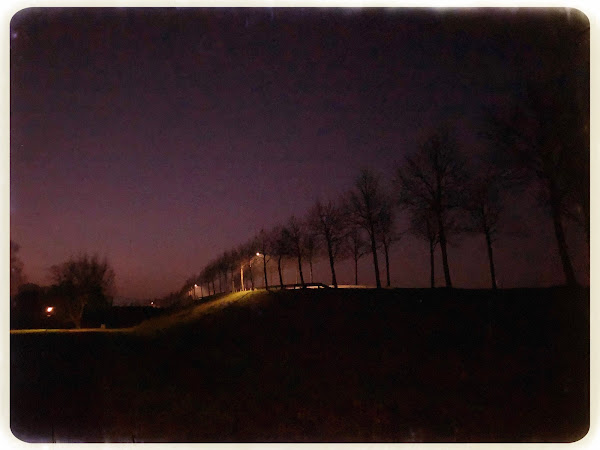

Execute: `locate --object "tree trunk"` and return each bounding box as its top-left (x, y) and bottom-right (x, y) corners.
top-left (309, 258), bottom-right (313, 283)
top-left (484, 227), bottom-right (498, 290)
top-left (326, 238), bottom-right (338, 288)
top-left (550, 190), bottom-right (577, 286)
top-left (384, 241), bottom-right (391, 287)
top-left (297, 253), bottom-right (305, 287)
top-left (263, 256), bottom-right (269, 290)
top-left (249, 265), bottom-right (255, 290)
top-left (437, 212), bottom-right (452, 288)
top-left (369, 227), bottom-right (382, 288)
top-left (429, 239), bottom-right (435, 288)
top-left (354, 256), bottom-right (358, 285)
top-left (278, 256), bottom-right (284, 289)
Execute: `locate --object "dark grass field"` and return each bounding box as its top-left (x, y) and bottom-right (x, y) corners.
top-left (10, 287), bottom-right (589, 443)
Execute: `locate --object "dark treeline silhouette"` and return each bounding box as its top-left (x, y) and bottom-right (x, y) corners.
top-left (179, 17), bottom-right (588, 297)
top-left (182, 117), bottom-right (587, 298)
top-left (482, 15), bottom-right (589, 287)
top-left (395, 129), bottom-right (466, 288)
top-left (11, 253), bottom-right (116, 329)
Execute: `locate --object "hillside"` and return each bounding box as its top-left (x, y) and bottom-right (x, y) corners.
top-left (11, 287), bottom-right (589, 443)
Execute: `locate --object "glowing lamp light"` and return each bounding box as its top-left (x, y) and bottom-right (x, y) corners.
top-left (46, 306), bottom-right (54, 313)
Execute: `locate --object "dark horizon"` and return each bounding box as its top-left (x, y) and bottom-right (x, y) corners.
top-left (10, 7), bottom-right (589, 301)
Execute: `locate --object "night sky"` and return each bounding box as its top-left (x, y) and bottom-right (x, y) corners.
top-left (10, 7), bottom-right (589, 302)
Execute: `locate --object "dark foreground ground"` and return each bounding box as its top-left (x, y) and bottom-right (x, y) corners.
top-left (11, 287), bottom-right (589, 443)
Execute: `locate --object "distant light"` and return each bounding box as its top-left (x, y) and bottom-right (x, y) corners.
top-left (194, 284), bottom-right (198, 287)
top-left (256, 252), bottom-right (260, 256)
top-left (46, 306), bottom-right (54, 313)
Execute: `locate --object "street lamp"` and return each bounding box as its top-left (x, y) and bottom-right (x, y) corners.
top-left (255, 252), bottom-right (269, 290)
top-left (240, 263), bottom-right (245, 291)
top-left (240, 254), bottom-right (259, 292)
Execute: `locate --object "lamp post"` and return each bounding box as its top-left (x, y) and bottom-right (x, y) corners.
top-left (240, 255), bottom-right (257, 292)
top-left (240, 263), bottom-right (245, 292)
top-left (256, 252), bottom-right (269, 290)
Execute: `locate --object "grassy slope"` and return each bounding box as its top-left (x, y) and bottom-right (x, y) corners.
top-left (10, 287), bottom-right (589, 443)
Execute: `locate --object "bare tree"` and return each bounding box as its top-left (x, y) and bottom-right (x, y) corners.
top-left (377, 196), bottom-right (401, 287)
top-left (202, 260), bottom-right (219, 295)
top-left (283, 216), bottom-right (306, 287)
top-left (204, 262), bottom-right (217, 295)
top-left (236, 242), bottom-right (256, 291)
top-left (395, 129), bottom-right (465, 288)
top-left (461, 168), bottom-right (505, 289)
top-left (304, 232), bottom-right (317, 283)
top-left (347, 225), bottom-right (368, 285)
top-left (255, 229), bottom-right (272, 290)
top-left (10, 240), bottom-right (27, 296)
top-left (226, 249), bottom-right (240, 292)
top-left (217, 255), bottom-right (228, 293)
top-left (308, 198), bottom-right (347, 288)
top-left (50, 254), bottom-right (115, 328)
top-left (409, 208), bottom-right (439, 288)
top-left (271, 225), bottom-right (291, 289)
top-left (483, 16), bottom-right (588, 286)
top-left (349, 169), bottom-right (389, 288)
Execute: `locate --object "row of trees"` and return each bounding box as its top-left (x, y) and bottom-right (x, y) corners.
top-left (186, 120), bottom-right (585, 298)
top-left (182, 143), bottom-right (496, 298)
top-left (183, 18), bottom-right (588, 297)
top-left (183, 69), bottom-right (588, 297)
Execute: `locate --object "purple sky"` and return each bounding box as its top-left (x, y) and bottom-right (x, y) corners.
top-left (10, 8), bottom-right (589, 302)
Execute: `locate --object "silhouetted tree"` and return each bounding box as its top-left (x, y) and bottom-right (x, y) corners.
top-left (224, 250), bottom-right (240, 292)
top-left (236, 242), bottom-right (256, 291)
top-left (377, 196), bottom-right (401, 287)
top-left (209, 262), bottom-right (219, 294)
top-left (283, 216), bottom-right (306, 287)
top-left (200, 263), bottom-right (215, 295)
top-left (308, 198), bottom-right (347, 288)
top-left (409, 208), bottom-right (439, 288)
top-left (255, 229), bottom-right (272, 290)
top-left (461, 168), bottom-right (505, 289)
top-left (11, 283), bottom-right (43, 329)
top-left (349, 169), bottom-right (387, 288)
top-left (271, 225), bottom-right (291, 289)
top-left (304, 232), bottom-right (317, 283)
top-left (395, 129), bottom-right (465, 288)
top-left (50, 254), bottom-right (115, 328)
top-left (10, 240), bottom-right (27, 296)
top-left (216, 256), bottom-right (227, 293)
top-left (483, 18), bottom-right (588, 286)
top-left (207, 262), bottom-right (217, 295)
top-left (183, 276), bottom-right (197, 300)
top-left (347, 225), bottom-right (368, 285)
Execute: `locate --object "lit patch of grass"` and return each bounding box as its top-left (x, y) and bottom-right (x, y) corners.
top-left (10, 328), bottom-right (130, 335)
top-left (10, 290), bottom-right (268, 336)
top-left (133, 289), bottom-right (266, 336)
